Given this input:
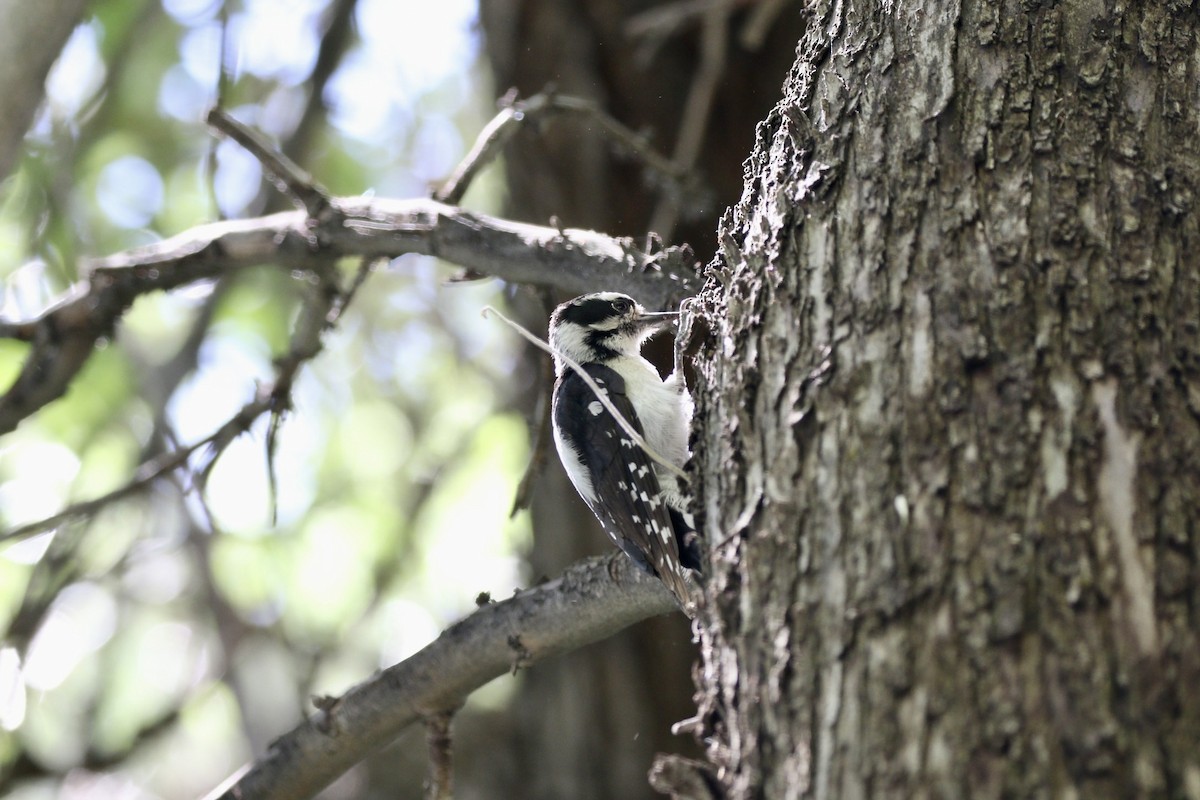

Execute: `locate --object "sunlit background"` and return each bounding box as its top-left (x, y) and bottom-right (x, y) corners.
top-left (0, 1), bottom-right (532, 796)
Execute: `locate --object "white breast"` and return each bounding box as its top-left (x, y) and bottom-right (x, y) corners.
top-left (610, 356), bottom-right (692, 469)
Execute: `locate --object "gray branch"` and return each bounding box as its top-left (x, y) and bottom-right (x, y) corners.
top-left (0, 197), bottom-right (699, 434)
top-left (205, 555), bottom-right (680, 800)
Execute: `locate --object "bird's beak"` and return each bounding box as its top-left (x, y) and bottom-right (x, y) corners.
top-left (636, 310), bottom-right (679, 333)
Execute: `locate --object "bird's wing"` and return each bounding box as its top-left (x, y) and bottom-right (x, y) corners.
top-left (552, 363), bottom-right (691, 605)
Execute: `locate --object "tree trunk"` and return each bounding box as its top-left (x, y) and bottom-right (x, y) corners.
top-left (478, 2), bottom-right (802, 798)
top-left (693, 2), bottom-right (1200, 798)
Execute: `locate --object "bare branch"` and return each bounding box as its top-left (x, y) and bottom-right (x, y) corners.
top-left (0, 262), bottom-right (353, 543)
top-left (206, 108), bottom-right (331, 217)
top-left (435, 90), bottom-right (699, 206)
top-left (205, 555), bottom-right (679, 800)
top-left (739, 0), bottom-right (791, 50)
top-left (328, 256), bottom-right (380, 326)
top-left (0, 199), bottom-right (698, 435)
top-left (626, 0), bottom-right (731, 42)
top-left (284, 0), bottom-right (359, 175)
top-left (648, 6), bottom-right (730, 241)
top-left (264, 271), bottom-right (340, 525)
top-left (0, 397), bottom-right (268, 543)
top-left (434, 97), bottom-right (525, 206)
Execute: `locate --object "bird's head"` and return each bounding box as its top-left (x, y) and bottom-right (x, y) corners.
top-left (548, 292), bottom-right (676, 375)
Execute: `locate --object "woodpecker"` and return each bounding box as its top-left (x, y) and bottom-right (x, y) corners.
top-left (548, 292), bottom-right (700, 609)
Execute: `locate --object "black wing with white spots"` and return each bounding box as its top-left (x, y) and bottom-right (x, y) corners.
top-left (551, 363), bottom-right (692, 604)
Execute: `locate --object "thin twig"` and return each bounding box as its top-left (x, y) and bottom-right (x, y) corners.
top-left (435, 90), bottom-right (699, 206)
top-left (283, 0), bottom-right (358, 178)
top-left (206, 108), bottom-right (331, 218)
top-left (216, 1), bottom-right (232, 108)
top-left (0, 398), bottom-right (268, 544)
top-left (207, 4), bottom-right (358, 524)
top-left (329, 256), bottom-right (382, 326)
top-left (0, 258), bottom-right (375, 544)
top-left (434, 99), bottom-right (524, 206)
top-left (625, 0), bottom-right (731, 39)
top-left (264, 407), bottom-right (285, 527)
top-left (206, 1), bottom-right (232, 220)
top-left (481, 305), bottom-right (688, 482)
top-left (739, 0), bottom-right (791, 50)
top-left (648, 6), bottom-right (730, 241)
top-left (262, 272), bottom-right (340, 523)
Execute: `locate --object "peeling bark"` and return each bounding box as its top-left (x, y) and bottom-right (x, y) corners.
top-left (692, 2), bottom-right (1200, 798)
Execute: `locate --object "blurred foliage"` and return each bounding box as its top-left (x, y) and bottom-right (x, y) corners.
top-left (0, 1), bottom-right (532, 797)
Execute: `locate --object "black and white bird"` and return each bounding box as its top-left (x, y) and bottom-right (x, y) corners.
top-left (548, 292), bottom-right (700, 608)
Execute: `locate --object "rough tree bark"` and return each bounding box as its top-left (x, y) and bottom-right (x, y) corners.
top-left (693, 2), bottom-right (1200, 798)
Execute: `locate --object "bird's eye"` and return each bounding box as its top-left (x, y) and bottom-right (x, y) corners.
top-left (612, 298), bottom-right (631, 314)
